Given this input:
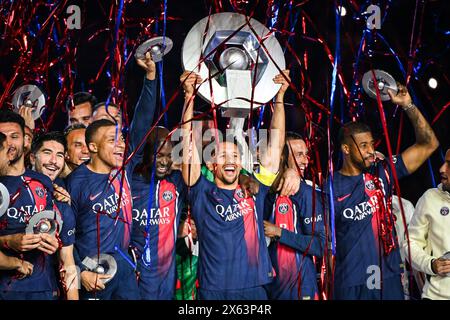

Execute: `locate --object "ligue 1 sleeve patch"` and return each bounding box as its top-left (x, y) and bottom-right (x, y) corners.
top-left (440, 206), bottom-right (449, 216)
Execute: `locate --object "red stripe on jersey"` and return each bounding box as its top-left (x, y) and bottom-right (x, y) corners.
top-left (236, 187), bottom-right (259, 267)
top-left (156, 180), bottom-right (178, 276)
top-left (23, 177), bottom-right (48, 212)
top-left (274, 196), bottom-right (297, 283)
top-left (364, 171), bottom-right (396, 256)
top-left (364, 173), bottom-right (382, 254)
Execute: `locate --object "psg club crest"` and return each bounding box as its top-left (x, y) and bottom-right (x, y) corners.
top-left (278, 203), bottom-right (289, 214)
top-left (365, 180), bottom-right (375, 191)
top-left (162, 191), bottom-right (173, 202)
top-left (35, 186), bottom-right (45, 198)
top-left (440, 206), bottom-right (449, 216)
top-left (236, 189), bottom-right (245, 199)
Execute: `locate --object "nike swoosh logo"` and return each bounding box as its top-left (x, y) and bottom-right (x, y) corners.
top-left (337, 194), bottom-right (351, 202)
top-left (89, 192), bottom-right (102, 201)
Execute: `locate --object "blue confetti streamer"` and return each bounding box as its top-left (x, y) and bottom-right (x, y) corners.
top-left (142, 128), bottom-right (159, 267)
top-left (328, 1), bottom-right (343, 255)
top-left (115, 245), bottom-right (136, 270)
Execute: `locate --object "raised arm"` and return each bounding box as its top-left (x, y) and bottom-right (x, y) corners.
top-left (180, 71), bottom-right (203, 186)
top-left (388, 84), bottom-right (439, 174)
top-left (259, 70), bottom-right (290, 174)
top-left (127, 52), bottom-right (157, 168)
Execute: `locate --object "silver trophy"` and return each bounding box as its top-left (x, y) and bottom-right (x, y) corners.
top-left (135, 36), bottom-right (173, 62)
top-left (182, 12), bottom-right (286, 118)
top-left (25, 210), bottom-right (63, 236)
top-left (362, 69), bottom-right (398, 101)
top-left (0, 183), bottom-right (10, 218)
top-left (82, 254), bottom-right (117, 284)
top-left (11, 84), bottom-right (46, 120)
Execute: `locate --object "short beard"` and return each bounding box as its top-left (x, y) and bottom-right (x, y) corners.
top-left (220, 174), bottom-right (238, 185)
top-left (350, 154), bottom-right (368, 172)
top-left (9, 150), bottom-right (23, 166)
top-left (155, 169), bottom-right (171, 180)
top-left (361, 161), bottom-right (376, 173)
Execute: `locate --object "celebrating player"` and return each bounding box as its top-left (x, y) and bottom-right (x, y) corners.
top-left (264, 134), bottom-right (326, 300)
top-left (331, 84), bottom-right (439, 300)
top-left (180, 71), bottom-right (281, 300)
top-left (0, 110), bottom-right (60, 300)
top-left (66, 52), bottom-right (157, 300)
top-left (30, 132), bottom-right (79, 299)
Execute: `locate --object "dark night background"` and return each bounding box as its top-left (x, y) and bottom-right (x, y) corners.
top-left (0, 0), bottom-right (449, 204)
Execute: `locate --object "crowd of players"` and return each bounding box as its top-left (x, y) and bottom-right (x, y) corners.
top-left (0, 52), bottom-right (449, 300)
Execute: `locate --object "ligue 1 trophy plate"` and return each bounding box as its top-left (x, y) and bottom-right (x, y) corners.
top-left (82, 254), bottom-right (118, 283)
top-left (25, 210), bottom-right (63, 236)
top-left (362, 69), bottom-right (398, 102)
top-left (135, 36), bottom-right (173, 62)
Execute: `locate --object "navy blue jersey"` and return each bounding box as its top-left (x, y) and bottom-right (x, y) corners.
top-left (52, 178), bottom-right (75, 246)
top-left (66, 77), bottom-right (157, 268)
top-left (66, 164), bottom-right (133, 262)
top-left (131, 170), bottom-right (186, 298)
top-left (56, 201), bottom-right (76, 246)
top-left (331, 155), bottom-right (409, 289)
top-left (264, 182), bottom-right (325, 300)
top-left (0, 170), bottom-right (57, 292)
top-left (188, 175), bottom-right (273, 291)
top-left (54, 177), bottom-right (66, 189)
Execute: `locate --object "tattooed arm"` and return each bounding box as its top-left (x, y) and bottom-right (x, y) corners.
top-left (388, 84), bottom-right (439, 174)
